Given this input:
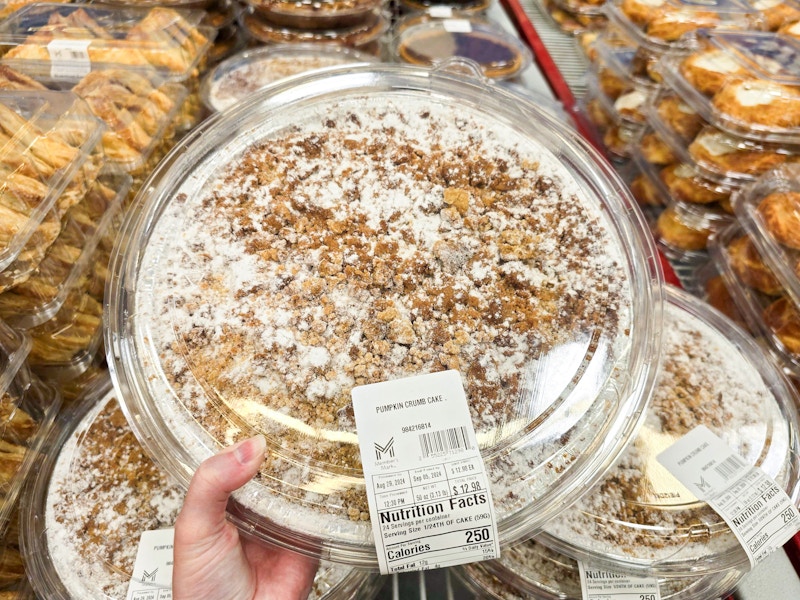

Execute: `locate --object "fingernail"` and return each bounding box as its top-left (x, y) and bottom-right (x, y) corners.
top-left (232, 435), bottom-right (267, 465)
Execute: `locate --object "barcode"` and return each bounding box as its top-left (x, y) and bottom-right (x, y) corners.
top-left (419, 426), bottom-right (471, 458)
top-left (715, 455), bottom-right (747, 480)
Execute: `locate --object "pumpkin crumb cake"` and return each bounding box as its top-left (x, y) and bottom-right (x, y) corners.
top-left (133, 92), bottom-right (638, 544)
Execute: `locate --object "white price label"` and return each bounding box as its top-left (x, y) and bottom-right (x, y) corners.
top-left (657, 425), bottom-right (800, 568)
top-left (352, 370), bottom-right (500, 574)
top-left (429, 6), bottom-right (454, 17)
top-left (47, 39), bottom-right (91, 81)
top-left (126, 529), bottom-right (174, 600)
top-left (443, 19), bottom-right (472, 33)
top-left (578, 562), bottom-right (661, 600)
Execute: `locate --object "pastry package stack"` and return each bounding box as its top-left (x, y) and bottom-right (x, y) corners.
top-left (240, 0), bottom-right (388, 57)
top-left (391, 14), bottom-right (533, 80)
top-left (20, 377), bottom-right (385, 599)
top-left (708, 164), bottom-right (800, 389)
top-left (456, 285), bottom-right (800, 598)
top-left (532, 0), bottom-right (608, 36)
top-left (0, 3), bottom-right (214, 169)
top-left (0, 322), bottom-right (62, 599)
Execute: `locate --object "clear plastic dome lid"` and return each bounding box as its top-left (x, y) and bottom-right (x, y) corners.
top-left (107, 62), bottom-right (663, 566)
top-left (539, 285), bottom-right (800, 576)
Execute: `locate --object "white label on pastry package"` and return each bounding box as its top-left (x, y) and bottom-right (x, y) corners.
top-left (429, 6), bottom-right (454, 17)
top-left (47, 39), bottom-right (91, 81)
top-left (657, 425), bottom-right (800, 568)
top-left (126, 528), bottom-right (174, 600)
top-left (352, 370), bottom-right (500, 574)
top-left (578, 562), bottom-right (661, 600)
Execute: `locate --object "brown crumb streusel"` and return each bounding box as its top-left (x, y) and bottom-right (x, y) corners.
top-left (139, 95), bottom-right (632, 527)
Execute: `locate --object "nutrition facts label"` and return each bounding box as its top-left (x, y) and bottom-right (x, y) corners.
top-left (353, 370), bottom-right (500, 574)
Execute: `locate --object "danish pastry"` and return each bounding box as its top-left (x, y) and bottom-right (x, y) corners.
top-left (620, 0), bottom-right (666, 27)
top-left (754, 0), bottom-right (800, 30)
top-left (689, 129), bottom-right (795, 176)
top-left (728, 234), bottom-right (783, 295)
top-left (645, 9), bottom-right (720, 42)
top-left (629, 171), bottom-right (664, 207)
top-left (654, 205), bottom-right (712, 251)
top-left (603, 123), bottom-right (637, 156)
top-left (778, 19), bottom-right (800, 38)
top-left (712, 79), bottom-right (800, 129)
top-left (705, 274), bottom-right (749, 332)
top-left (659, 163), bottom-right (731, 205)
top-left (756, 191), bottom-right (800, 250)
top-left (614, 89), bottom-right (648, 123)
top-left (679, 49), bottom-right (750, 97)
top-left (656, 94), bottom-right (704, 140)
top-left (640, 130), bottom-right (676, 165)
top-left (763, 296), bottom-right (800, 355)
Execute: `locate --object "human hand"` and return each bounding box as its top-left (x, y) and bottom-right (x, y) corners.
top-left (173, 435), bottom-right (320, 600)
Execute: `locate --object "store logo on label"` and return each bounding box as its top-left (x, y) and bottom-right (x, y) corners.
top-left (141, 569), bottom-right (158, 583)
top-left (375, 438), bottom-right (395, 460)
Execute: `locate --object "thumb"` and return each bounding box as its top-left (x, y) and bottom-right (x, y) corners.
top-left (175, 435), bottom-right (266, 542)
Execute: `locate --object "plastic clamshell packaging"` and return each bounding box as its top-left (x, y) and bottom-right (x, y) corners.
top-left (585, 70), bottom-right (650, 128)
top-left (0, 90), bottom-right (104, 274)
top-left (0, 3), bottom-right (214, 84)
top-left (548, 0), bottom-right (605, 17)
top-left (0, 368), bottom-right (60, 536)
top-left (660, 30), bottom-right (800, 144)
top-left (605, 0), bottom-right (763, 54)
top-left (399, 0), bottom-right (493, 16)
top-left (452, 536), bottom-right (747, 600)
top-left (732, 163), bottom-right (800, 311)
top-left (0, 320), bottom-right (30, 400)
top-left (200, 44), bottom-right (378, 113)
top-left (710, 220), bottom-right (800, 379)
top-left (0, 167), bottom-right (130, 329)
top-left (537, 0), bottom-right (608, 36)
top-left (240, 7), bottom-right (388, 52)
top-left (538, 285), bottom-right (800, 577)
top-left (19, 377), bottom-right (385, 600)
top-left (106, 63), bottom-right (664, 566)
top-left (392, 17), bottom-right (533, 80)
top-left (245, 0), bottom-right (383, 30)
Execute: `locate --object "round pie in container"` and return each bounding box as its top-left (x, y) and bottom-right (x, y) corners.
top-left (107, 63), bottom-right (663, 566)
top-left (539, 286), bottom-right (800, 577)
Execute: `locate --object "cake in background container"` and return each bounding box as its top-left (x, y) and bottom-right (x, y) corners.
top-left (454, 535), bottom-right (747, 599)
top-left (539, 285), bottom-right (800, 577)
top-left (533, 0), bottom-right (608, 35)
top-left (398, 0), bottom-right (492, 15)
top-left (732, 164), bottom-right (800, 310)
top-left (659, 31), bottom-right (800, 145)
top-left (241, 7), bottom-right (387, 55)
top-left (392, 16), bottom-right (532, 80)
top-left (245, 0), bottom-right (382, 29)
top-left (710, 220), bottom-right (800, 382)
top-left (201, 44), bottom-right (377, 113)
top-left (107, 62), bottom-right (663, 567)
top-left (19, 377), bottom-right (384, 599)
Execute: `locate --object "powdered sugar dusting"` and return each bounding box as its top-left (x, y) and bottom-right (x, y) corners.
top-left (543, 300), bottom-right (790, 566)
top-left (136, 94), bottom-right (633, 542)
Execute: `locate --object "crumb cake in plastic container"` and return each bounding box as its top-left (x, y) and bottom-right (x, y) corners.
top-left (245, 0), bottom-right (383, 29)
top-left (399, 0), bottom-right (493, 15)
top-left (453, 535), bottom-right (747, 600)
top-left (732, 164), bottom-right (800, 310)
top-left (106, 63), bottom-right (663, 566)
top-left (605, 0), bottom-right (763, 54)
top-left (659, 30), bottom-right (800, 144)
top-left (201, 44), bottom-right (377, 113)
top-left (536, 0), bottom-right (609, 35)
top-left (21, 377), bottom-right (384, 599)
top-left (539, 285), bottom-right (800, 577)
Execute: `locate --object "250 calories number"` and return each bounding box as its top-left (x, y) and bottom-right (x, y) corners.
top-left (781, 507), bottom-right (796, 524)
top-left (465, 528), bottom-right (491, 543)
top-left (639, 595), bottom-right (657, 600)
